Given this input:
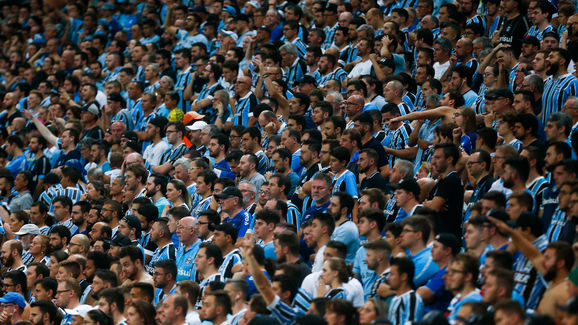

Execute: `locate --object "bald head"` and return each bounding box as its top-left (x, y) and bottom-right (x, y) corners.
top-left (349, 94), bottom-right (365, 106)
top-left (126, 152), bottom-right (144, 165)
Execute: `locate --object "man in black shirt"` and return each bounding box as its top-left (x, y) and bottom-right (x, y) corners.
top-left (499, 0), bottom-right (530, 58)
top-left (355, 112), bottom-right (388, 169)
top-left (359, 149), bottom-right (388, 193)
top-left (27, 135), bottom-right (51, 193)
top-left (424, 143), bottom-right (464, 237)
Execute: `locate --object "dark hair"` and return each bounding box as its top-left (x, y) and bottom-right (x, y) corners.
top-left (118, 246), bottom-right (144, 264)
top-left (475, 128), bottom-right (497, 151)
top-left (200, 242), bottom-right (224, 268)
top-left (504, 157), bottom-right (530, 183)
top-left (87, 251), bottom-right (111, 270)
top-left (330, 146), bottom-right (351, 164)
top-left (128, 301), bottom-right (156, 324)
top-left (99, 288), bottom-right (125, 313)
top-left (130, 282), bottom-right (154, 302)
top-left (332, 192), bottom-right (355, 217)
top-left (481, 191), bottom-right (507, 209)
top-left (154, 259), bottom-right (177, 280)
top-left (434, 143), bottom-right (460, 166)
top-left (86, 309), bottom-right (113, 325)
top-left (30, 300), bottom-right (60, 324)
top-left (486, 250), bottom-right (514, 269)
top-left (390, 257), bottom-right (415, 287)
top-left (312, 213), bottom-right (335, 237)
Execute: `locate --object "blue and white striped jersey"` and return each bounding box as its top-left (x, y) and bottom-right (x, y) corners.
top-left (542, 73), bottom-right (578, 124)
top-left (175, 66), bottom-right (193, 112)
top-left (159, 143), bottom-right (188, 166)
top-left (219, 248), bottom-right (243, 279)
top-left (513, 234), bottom-right (548, 310)
top-left (332, 170), bottom-right (359, 198)
top-left (388, 290), bottom-right (425, 325)
top-left (232, 92), bottom-right (259, 126)
top-left (146, 242), bottom-right (177, 275)
top-left (546, 207), bottom-right (567, 243)
top-left (526, 24), bottom-right (554, 41)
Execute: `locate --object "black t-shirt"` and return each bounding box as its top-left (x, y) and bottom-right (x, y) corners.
top-left (499, 14), bottom-right (530, 58)
top-left (82, 126), bottom-right (105, 141)
top-left (360, 171), bottom-right (389, 193)
top-left (363, 137), bottom-right (388, 168)
top-left (429, 170), bottom-right (464, 237)
top-left (30, 155), bottom-right (51, 186)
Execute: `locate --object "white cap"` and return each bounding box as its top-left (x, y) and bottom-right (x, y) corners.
top-left (186, 120), bottom-right (208, 131)
top-left (14, 224), bottom-right (40, 236)
top-left (66, 305), bottom-right (95, 318)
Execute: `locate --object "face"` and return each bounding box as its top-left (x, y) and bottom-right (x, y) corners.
top-left (126, 306), bottom-right (143, 325)
top-left (482, 274), bottom-right (501, 304)
top-left (120, 256), bottom-right (138, 280)
top-left (464, 223), bottom-right (485, 251)
top-left (311, 179), bottom-right (331, 203)
top-left (443, 261), bottom-right (468, 292)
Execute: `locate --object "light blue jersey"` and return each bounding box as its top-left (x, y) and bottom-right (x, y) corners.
top-left (331, 220), bottom-right (360, 263)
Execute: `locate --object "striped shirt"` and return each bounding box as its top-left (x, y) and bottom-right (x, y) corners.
top-left (255, 150), bottom-right (269, 175)
top-left (318, 68), bottom-right (348, 87)
top-left (388, 290), bottom-right (424, 325)
top-left (267, 295), bottom-right (297, 325)
top-left (284, 58), bottom-right (306, 89)
top-left (45, 186), bottom-right (84, 214)
top-left (197, 272), bottom-right (224, 308)
top-left (526, 23), bottom-right (554, 41)
top-left (398, 102), bottom-right (412, 116)
top-left (290, 37), bottom-right (308, 58)
top-left (546, 207), bottom-right (567, 242)
top-left (191, 196), bottom-right (213, 219)
top-left (513, 234), bottom-right (548, 309)
top-left (146, 242), bottom-right (177, 275)
top-left (287, 202), bottom-right (302, 231)
top-left (388, 122), bottom-right (414, 167)
top-left (527, 176), bottom-right (548, 213)
top-left (232, 92), bottom-right (259, 126)
top-left (369, 268), bottom-right (391, 298)
top-left (159, 143), bottom-right (188, 166)
top-left (53, 218), bottom-right (79, 236)
top-left (332, 170), bottom-right (359, 198)
top-left (175, 66), bottom-right (193, 112)
top-left (219, 248), bottom-right (243, 279)
top-left (542, 73), bottom-right (578, 124)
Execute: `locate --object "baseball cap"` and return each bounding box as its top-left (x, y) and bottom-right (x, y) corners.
top-left (111, 234), bottom-right (132, 247)
top-left (522, 36), bottom-right (540, 47)
top-left (186, 120), bottom-right (208, 131)
top-left (543, 31), bottom-right (559, 40)
top-left (183, 111), bottom-right (205, 125)
top-left (122, 215), bottom-right (142, 234)
top-left (297, 75), bottom-right (317, 87)
top-left (392, 178), bottom-right (420, 197)
top-left (259, 25), bottom-right (271, 33)
top-left (122, 131), bottom-right (138, 142)
top-left (223, 5), bottom-right (237, 16)
top-left (82, 102), bottom-right (101, 117)
top-left (67, 305), bottom-right (95, 317)
top-left (485, 88), bottom-right (513, 101)
top-left (213, 222), bottom-right (238, 238)
top-left (191, 5), bottom-right (207, 12)
top-left (434, 233), bottom-right (461, 256)
top-left (219, 30), bottom-right (239, 43)
top-left (247, 0), bottom-right (261, 8)
top-left (0, 292), bottom-right (26, 309)
top-left (107, 92), bottom-right (124, 102)
top-left (556, 296), bottom-right (578, 314)
top-left (44, 173), bottom-right (61, 185)
top-left (14, 224), bottom-right (40, 236)
top-left (215, 186), bottom-right (243, 200)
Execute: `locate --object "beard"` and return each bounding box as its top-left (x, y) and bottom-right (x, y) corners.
top-left (544, 265), bottom-right (557, 282)
top-left (503, 177), bottom-right (514, 189)
top-left (546, 62), bottom-right (559, 76)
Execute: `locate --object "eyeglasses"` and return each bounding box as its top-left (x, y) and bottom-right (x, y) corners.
top-left (466, 161), bottom-right (481, 166)
top-left (401, 228), bottom-right (416, 233)
top-left (1, 283), bottom-right (15, 288)
top-left (166, 130), bottom-right (177, 134)
top-left (259, 190), bottom-right (271, 195)
top-left (57, 289), bottom-right (72, 294)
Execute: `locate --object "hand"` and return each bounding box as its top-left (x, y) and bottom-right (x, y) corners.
top-left (483, 112), bottom-right (494, 127)
top-left (22, 108), bottom-right (33, 119)
top-left (452, 127), bottom-right (462, 140)
top-left (449, 52), bottom-right (458, 67)
top-left (264, 121), bottom-right (276, 134)
top-left (487, 216), bottom-right (512, 235)
top-left (369, 53), bottom-right (378, 62)
top-left (382, 34), bottom-right (393, 47)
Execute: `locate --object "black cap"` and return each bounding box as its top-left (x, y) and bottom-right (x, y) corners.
top-left (556, 296), bottom-right (578, 314)
top-left (379, 58), bottom-right (395, 69)
top-left (122, 131), bottom-right (138, 142)
top-left (149, 116), bottom-right (168, 129)
top-left (111, 234), bottom-right (132, 247)
top-left (191, 5), bottom-right (207, 12)
top-left (543, 31), bottom-right (559, 40)
top-left (487, 209), bottom-right (510, 223)
top-left (325, 3), bottom-right (338, 12)
top-left (259, 25), bottom-right (271, 33)
top-left (522, 36), bottom-right (540, 47)
top-left (434, 233), bottom-right (461, 256)
top-left (215, 186), bottom-right (243, 200)
top-left (122, 215), bottom-right (142, 234)
top-left (49, 89), bottom-right (60, 96)
top-left (213, 222), bottom-right (238, 237)
top-left (485, 88), bottom-right (513, 101)
top-left (393, 178), bottom-right (420, 197)
top-left (107, 92), bottom-right (124, 102)
top-left (297, 75), bottom-right (317, 86)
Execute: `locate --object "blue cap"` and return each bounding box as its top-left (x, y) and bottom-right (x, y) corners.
top-left (224, 5), bottom-right (237, 16)
top-left (0, 292), bottom-right (26, 309)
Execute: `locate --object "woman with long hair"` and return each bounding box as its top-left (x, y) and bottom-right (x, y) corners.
top-left (452, 106), bottom-right (478, 154)
top-left (359, 298), bottom-right (388, 325)
top-left (126, 300), bottom-right (156, 325)
top-left (161, 179), bottom-right (192, 218)
top-left (317, 257), bottom-right (351, 301)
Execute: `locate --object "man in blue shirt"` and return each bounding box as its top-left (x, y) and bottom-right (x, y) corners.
top-left (152, 259), bottom-right (177, 306)
top-left (399, 216), bottom-right (440, 287)
top-left (176, 217), bottom-right (202, 282)
top-left (216, 187), bottom-right (253, 240)
top-left (5, 136), bottom-right (28, 179)
top-left (328, 192), bottom-right (360, 263)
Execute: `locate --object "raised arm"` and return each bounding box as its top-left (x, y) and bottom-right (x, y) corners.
top-left (391, 106), bottom-right (453, 123)
top-left (488, 216), bottom-right (546, 274)
top-left (22, 109), bottom-right (59, 146)
top-left (243, 240), bottom-right (276, 304)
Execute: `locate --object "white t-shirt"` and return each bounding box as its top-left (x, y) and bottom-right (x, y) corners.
top-left (300, 271), bottom-right (365, 307)
top-left (347, 60), bottom-right (373, 79)
top-left (143, 140), bottom-right (170, 166)
top-left (433, 60), bottom-right (450, 80)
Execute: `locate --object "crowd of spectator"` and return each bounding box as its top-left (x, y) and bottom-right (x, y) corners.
top-left (0, 0), bottom-right (578, 324)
